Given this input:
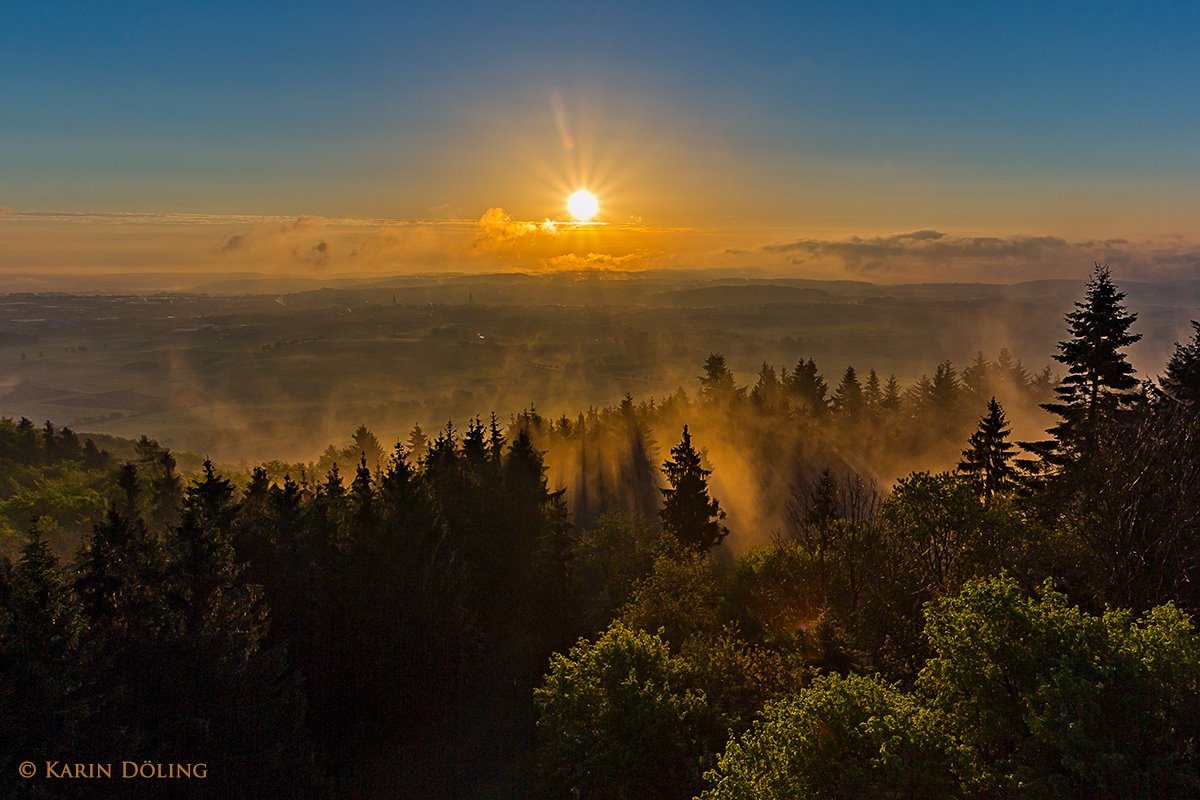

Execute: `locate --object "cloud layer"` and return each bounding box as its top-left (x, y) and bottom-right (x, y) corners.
top-left (2, 209), bottom-right (1199, 284)
top-left (755, 229), bottom-right (1200, 283)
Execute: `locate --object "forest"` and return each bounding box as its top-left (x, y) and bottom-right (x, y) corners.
top-left (3, 263), bottom-right (1200, 799)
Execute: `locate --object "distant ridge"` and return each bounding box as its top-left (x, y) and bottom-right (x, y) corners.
top-left (648, 285), bottom-right (836, 305)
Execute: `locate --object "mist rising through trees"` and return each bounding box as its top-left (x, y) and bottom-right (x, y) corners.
top-left (2, 265), bottom-right (1199, 797)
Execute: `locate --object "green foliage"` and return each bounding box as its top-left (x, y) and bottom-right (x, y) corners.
top-left (729, 541), bottom-right (824, 641)
top-left (1048, 394), bottom-right (1200, 610)
top-left (535, 622), bottom-right (708, 800)
top-left (569, 512), bottom-right (665, 632)
top-left (702, 672), bottom-right (960, 800)
top-left (881, 472), bottom-right (1012, 592)
top-left (681, 626), bottom-right (808, 745)
top-left (919, 574), bottom-right (1200, 799)
top-left (617, 542), bottom-right (723, 648)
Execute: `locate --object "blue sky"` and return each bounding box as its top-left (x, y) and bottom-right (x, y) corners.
top-left (2, 1), bottom-right (1199, 278)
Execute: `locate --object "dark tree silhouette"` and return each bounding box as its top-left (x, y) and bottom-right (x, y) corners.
top-left (1031, 264), bottom-right (1141, 466)
top-left (751, 362), bottom-right (783, 410)
top-left (863, 369), bottom-right (882, 411)
top-left (784, 358), bottom-right (830, 414)
top-left (699, 353), bottom-right (740, 406)
top-left (958, 398), bottom-right (1018, 500)
top-left (0, 526), bottom-right (81, 777)
top-left (660, 425), bottom-right (728, 551)
top-left (1162, 319), bottom-right (1200, 406)
top-left (832, 366), bottom-right (865, 416)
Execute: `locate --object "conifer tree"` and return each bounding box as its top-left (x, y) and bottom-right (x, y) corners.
top-left (488, 412), bottom-right (506, 465)
top-left (699, 353), bottom-right (740, 405)
top-left (962, 352), bottom-right (991, 399)
top-left (660, 426), bottom-right (728, 551)
top-left (407, 422), bottom-right (429, 465)
top-left (1162, 320), bottom-right (1200, 406)
top-left (76, 506), bottom-right (163, 629)
top-left (351, 424), bottom-right (385, 472)
top-left (996, 348), bottom-right (1030, 390)
top-left (863, 369), bottom-right (882, 412)
top-left (958, 398), bottom-right (1018, 499)
top-left (785, 358), bottom-right (830, 414)
top-left (882, 374), bottom-right (902, 411)
top-left (1, 526), bottom-right (82, 768)
top-left (832, 366), bottom-right (865, 416)
top-left (751, 362), bottom-right (783, 410)
top-left (162, 461), bottom-right (306, 793)
top-left (350, 452), bottom-right (375, 518)
top-left (1031, 264), bottom-right (1141, 466)
top-left (930, 360), bottom-right (961, 413)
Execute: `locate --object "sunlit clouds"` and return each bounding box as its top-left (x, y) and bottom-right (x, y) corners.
top-left (3, 208), bottom-right (1200, 288)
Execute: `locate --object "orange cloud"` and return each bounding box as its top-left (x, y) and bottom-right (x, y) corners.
top-left (542, 249), bottom-right (660, 272)
top-left (473, 207), bottom-right (543, 250)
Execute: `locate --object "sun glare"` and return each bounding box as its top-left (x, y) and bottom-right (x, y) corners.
top-left (567, 189), bottom-right (599, 221)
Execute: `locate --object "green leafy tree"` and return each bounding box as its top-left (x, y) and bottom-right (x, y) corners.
top-left (660, 425), bottom-right (728, 551)
top-left (919, 574), bottom-right (1200, 800)
top-left (618, 542), bottom-right (723, 648)
top-left (535, 622), bottom-right (708, 800)
top-left (701, 672), bottom-right (960, 800)
top-left (570, 512), bottom-right (665, 632)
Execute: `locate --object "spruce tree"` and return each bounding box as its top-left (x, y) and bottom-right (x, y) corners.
top-left (784, 358), bottom-right (830, 414)
top-left (699, 353), bottom-right (740, 406)
top-left (660, 425), bottom-right (728, 551)
top-left (1032, 264), bottom-right (1141, 466)
top-left (863, 369), bottom-right (882, 412)
top-left (958, 398), bottom-right (1018, 499)
top-left (881, 374), bottom-right (902, 411)
top-left (962, 351), bottom-right (991, 399)
top-left (832, 366), bottom-right (865, 416)
top-left (751, 362), bottom-right (783, 410)
top-left (930, 360), bottom-right (961, 413)
top-left (1162, 320), bottom-right (1200, 405)
top-left (1, 526), bottom-right (82, 770)
top-left (407, 422), bottom-right (429, 465)
top-left (351, 424), bottom-right (385, 472)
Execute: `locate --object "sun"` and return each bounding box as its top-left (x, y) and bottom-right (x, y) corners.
top-left (567, 189), bottom-right (599, 221)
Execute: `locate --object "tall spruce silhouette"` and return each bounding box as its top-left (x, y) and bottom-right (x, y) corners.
top-left (1162, 320), bottom-right (1200, 405)
top-left (1027, 264), bottom-right (1141, 468)
top-left (959, 398), bottom-right (1017, 499)
top-left (660, 425), bottom-right (728, 551)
